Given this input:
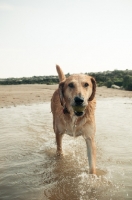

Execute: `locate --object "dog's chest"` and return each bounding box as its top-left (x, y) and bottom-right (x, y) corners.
top-left (64, 117), bottom-right (82, 137)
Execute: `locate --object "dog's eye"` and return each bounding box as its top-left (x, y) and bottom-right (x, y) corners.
top-left (68, 82), bottom-right (74, 88)
top-left (84, 83), bottom-right (89, 87)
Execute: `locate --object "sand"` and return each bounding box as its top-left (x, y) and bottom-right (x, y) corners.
top-left (0, 84), bottom-right (132, 108)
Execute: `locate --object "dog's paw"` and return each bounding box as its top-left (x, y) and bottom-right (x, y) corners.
top-left (56, 150), bottom-right (63, 156)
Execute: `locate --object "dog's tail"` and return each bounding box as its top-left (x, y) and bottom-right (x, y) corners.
top-left (56, 65), bottom-right (66, 82)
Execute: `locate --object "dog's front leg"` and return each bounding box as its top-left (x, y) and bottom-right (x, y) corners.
top-left (85, 137), bottom-right (96, 174)
top-left (56, 133), bottom-right (63, 156)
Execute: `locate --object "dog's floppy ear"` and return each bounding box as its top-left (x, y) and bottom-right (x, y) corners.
top-left (89, 77), bottom-right (96, 101)
top-left (59, 80), bottom-right (65, 106)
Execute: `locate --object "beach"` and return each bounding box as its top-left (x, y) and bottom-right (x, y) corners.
top-left (0, 84), bottom-right (132, 200)
top-left (0, 84), bottom-right (132, 107)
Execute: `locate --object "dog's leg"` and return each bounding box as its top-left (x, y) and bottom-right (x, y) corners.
top-left (85, 137), bottom-right (96, 174)
top-left (56, 133), bottom-right (63, 156)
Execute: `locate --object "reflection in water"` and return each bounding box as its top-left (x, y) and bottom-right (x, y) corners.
top-left (0, 98), bottom-right (132, 200)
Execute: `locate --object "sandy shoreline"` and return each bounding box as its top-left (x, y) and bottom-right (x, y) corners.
top-left (0, 84), bottom-right (132, 108)
top-left (0, 85), bottom-right (132, 199)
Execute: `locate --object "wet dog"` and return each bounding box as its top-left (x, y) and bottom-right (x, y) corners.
top-left (51, 65), bottom-right (96, 174)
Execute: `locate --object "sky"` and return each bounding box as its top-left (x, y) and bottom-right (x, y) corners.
top-left (0, 0), bottom-right (132, 78)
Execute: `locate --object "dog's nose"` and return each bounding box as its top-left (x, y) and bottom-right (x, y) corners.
top-left (74, 96), bottom-right (84, 105)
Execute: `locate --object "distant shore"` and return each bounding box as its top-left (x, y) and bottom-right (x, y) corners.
top-left (0, 84), bottom-right (132, 108)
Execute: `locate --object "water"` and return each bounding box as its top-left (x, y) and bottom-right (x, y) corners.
top-left (0, 98), bottom-right (132, 200)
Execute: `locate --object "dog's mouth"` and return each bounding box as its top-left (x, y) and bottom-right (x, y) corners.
top-left (72, 105), bottom-right (86, 117)
top-left (74, 111), bottom-right (84, 116)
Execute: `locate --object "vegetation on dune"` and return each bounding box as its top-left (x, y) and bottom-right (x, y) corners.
top-left (0, 76), bottom-right (59, 85)
top-left (0, 70), bottom-right (132, 91)
top-left (88, 69), bottom-right (132, 91)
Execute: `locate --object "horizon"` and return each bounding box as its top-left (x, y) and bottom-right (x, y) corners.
top-left (0, 0), bottom-right (132, 78)
top-left (0, 68), bottom-right (131, 80)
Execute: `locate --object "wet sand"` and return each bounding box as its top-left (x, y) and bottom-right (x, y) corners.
top-left (0, 84), bottom-right (132, 200)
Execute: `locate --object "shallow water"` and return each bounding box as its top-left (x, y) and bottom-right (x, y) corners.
top-left (0, 98), bottom-right (132, 200)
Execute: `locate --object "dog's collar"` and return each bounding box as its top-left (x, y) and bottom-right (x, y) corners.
top-left (63, 106), bottom-right (70, 114)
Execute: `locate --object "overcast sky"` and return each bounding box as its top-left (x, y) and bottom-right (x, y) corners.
top-left (0, 0), bottom-right (132, 78)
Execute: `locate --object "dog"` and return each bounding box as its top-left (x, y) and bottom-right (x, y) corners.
top-left (51, 65), bottom-right (96, 174)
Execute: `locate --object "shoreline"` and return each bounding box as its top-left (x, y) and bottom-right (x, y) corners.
top-left (0, 84), bottom-right (132, 108)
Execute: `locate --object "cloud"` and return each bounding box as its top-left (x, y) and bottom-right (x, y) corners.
top-left (0, 3), bottom-right (15, 11)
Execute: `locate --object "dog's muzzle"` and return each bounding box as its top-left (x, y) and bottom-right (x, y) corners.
top-left (72, 96), bottom-right (86, 117)
top-left (74, 96), bottom-right (84, 105)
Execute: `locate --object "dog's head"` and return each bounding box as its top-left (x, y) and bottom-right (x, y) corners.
top-left (57, 65), bottom-right (96, 117)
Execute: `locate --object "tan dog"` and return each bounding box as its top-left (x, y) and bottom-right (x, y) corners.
top-left (51, 65), bottom-right (96, 174)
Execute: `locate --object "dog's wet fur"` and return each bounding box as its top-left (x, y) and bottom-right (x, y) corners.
top-left (51, 65), bottom-right (96, 174)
